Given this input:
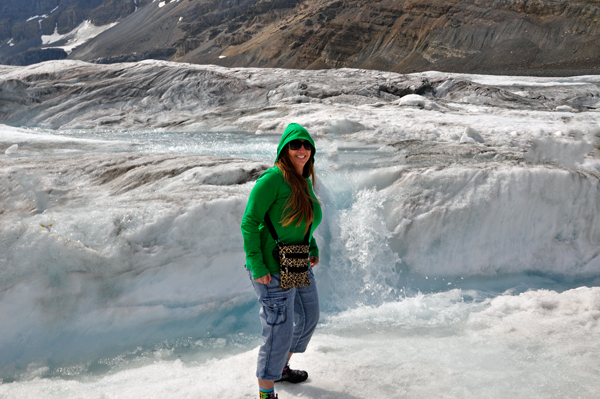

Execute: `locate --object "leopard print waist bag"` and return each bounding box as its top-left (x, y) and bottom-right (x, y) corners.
top-left (264, 214), bottom-right (312, 290)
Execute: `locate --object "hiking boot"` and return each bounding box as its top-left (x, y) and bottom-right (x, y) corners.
top-left (275, 364), bottom-right (308, 383)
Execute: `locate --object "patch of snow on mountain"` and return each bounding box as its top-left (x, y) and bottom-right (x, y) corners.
top-left (26, 14), bottom-right (48, 22)
top-left (41, 25), bottom-right (64, 45)
top-left (45, 20), bottom-right (118, 55)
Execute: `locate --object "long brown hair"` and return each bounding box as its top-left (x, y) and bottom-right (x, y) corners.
top-left (275, 148), bottom-right (319, 232)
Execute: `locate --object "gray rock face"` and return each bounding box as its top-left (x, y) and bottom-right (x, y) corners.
top-left (0, 0), bottom-right (154, 41)
top-left (3, 48), bottom-right (68, 65)
top-left (2, 0), bottom-right (600, 75)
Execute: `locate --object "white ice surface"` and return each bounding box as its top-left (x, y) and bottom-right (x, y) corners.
top-left (4, 144), bottom-right (17, 154)
top-left (0, 287), bottom-right (598, 398)
top-left (0, 124), bottom-right (111, 144)
top-left (1, 60), bottom-right (599, 153)
top-left (382, 164), bottom-right (600, 276)
top-left (0, 63), bottom-right (599, 397)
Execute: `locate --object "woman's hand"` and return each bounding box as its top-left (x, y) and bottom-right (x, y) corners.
top-left (254, 274), bottom-right (272, 285)
top-left (310, 256), bottom-right (319, 267)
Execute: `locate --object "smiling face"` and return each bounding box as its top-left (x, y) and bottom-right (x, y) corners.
top-left (287, 139), bottom-right (312, 175)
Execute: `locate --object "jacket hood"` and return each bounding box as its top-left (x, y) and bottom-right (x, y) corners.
top-left (276, 123), bottom-right (316, 162)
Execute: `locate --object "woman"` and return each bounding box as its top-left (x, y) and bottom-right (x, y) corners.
top-left (241, 123), bottom-right (322, 399)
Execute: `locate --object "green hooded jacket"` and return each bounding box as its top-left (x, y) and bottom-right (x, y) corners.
top-left (241, 123), bottom-right (323, 279)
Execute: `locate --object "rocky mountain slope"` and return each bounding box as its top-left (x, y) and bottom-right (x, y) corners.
top-left (0, 0), bottom-right (153, 65)
top-left (2, 0), bottom-right (600, 75)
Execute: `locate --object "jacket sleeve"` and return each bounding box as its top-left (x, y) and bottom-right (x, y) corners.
top-left (241, 171), bottom-right (278, 279)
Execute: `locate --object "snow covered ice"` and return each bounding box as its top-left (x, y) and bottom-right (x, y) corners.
top-left (41, 21), bottom-right (118, 55)
top-left (1, 60), bottom-right (600, 398)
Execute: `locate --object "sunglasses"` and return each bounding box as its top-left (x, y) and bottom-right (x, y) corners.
top-left (288, 140), bottom-right (312, 151)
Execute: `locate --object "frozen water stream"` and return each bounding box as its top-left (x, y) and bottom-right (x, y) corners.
top-left (1, 61), bottom-right (600, 398)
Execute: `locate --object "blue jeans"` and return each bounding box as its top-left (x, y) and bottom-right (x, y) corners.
top-left (249, 267), bottom-right (320, 381)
